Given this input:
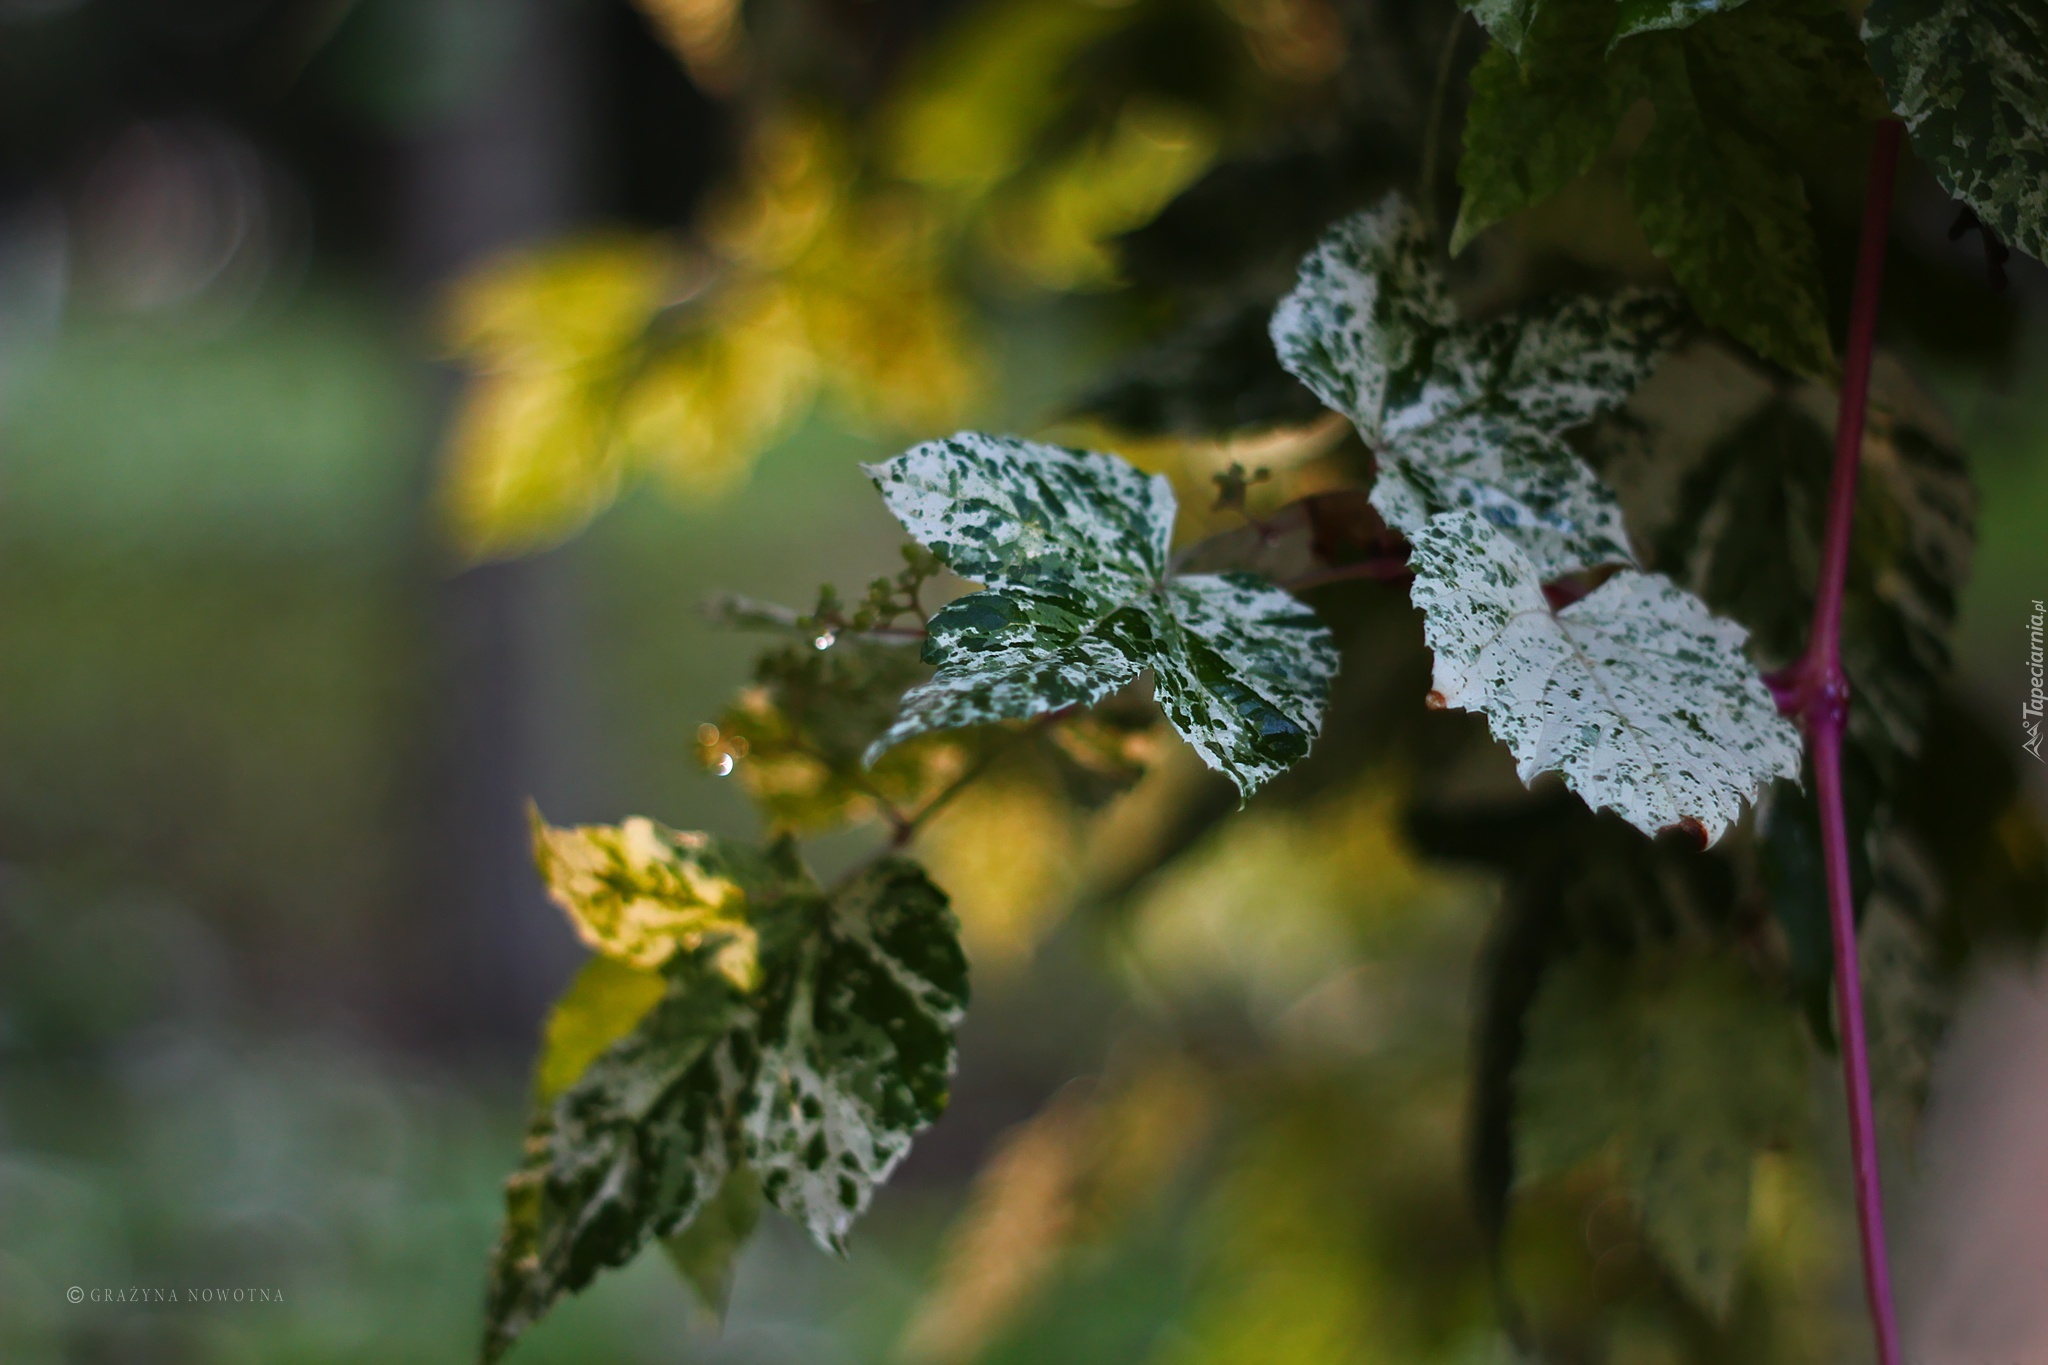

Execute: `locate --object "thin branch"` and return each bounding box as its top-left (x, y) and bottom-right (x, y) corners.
top-left (1771, 119), bottom-right (1905, 1365)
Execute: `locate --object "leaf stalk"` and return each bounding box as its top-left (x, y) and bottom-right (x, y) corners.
top-left (1769, 118), bottom-right (1904, 1365)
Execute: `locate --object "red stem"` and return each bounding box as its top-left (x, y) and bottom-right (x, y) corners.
top-left (1779, 120), bottom-right (1904, 1365)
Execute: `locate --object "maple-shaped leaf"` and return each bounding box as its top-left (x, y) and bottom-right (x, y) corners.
top-left (741, 857), bottom-right (969, 1251)
top-left (1454, 0), bottom-right (1884, 377)
top-left (483, 966), bottom-right (755, 1364)
top-left (530, 808), bottom-right (778, 982)
top-left (1408, 510), bottom-right (1800, 843)
top-left (1270, 194), bottom-right (1682, 579)
top-left (1516, 950), bottom-right (1809, 1320)
top-left (1865, 0), bottom-right (2048, 265)
top-left (863, 433), bottom-right (1338, 798)
top-left (484, 821), bottom-right (969, 1362)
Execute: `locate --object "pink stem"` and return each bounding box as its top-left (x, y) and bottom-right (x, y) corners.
top-left (1782, 119), bottom-right (1904, 1365)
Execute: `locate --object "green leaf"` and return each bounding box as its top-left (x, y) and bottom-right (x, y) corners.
top-left (1625, 47), bottom-right (1834, 378)
top-left (1408, 509), bottom-right (1800, 843)
top-left (864, 434), bottom-right (1338, 797)
top-left (1453, 6), bottom-right (1646, 254)
top-left (1272, 195), bottom-right (1681, 579)
top-left (743, 857), bottom-right (970, 1251)
top-left (1454, 0), bottom-right (1882, 376)
top-left (661, 1167), bottom-right (763, 1325)
top-left (1865, 0), bottom-right (2048, 264)
top-left (1516, 951), bottom-right (1809, 1319)
top-left (484, 964), bottom-right (755, 1363)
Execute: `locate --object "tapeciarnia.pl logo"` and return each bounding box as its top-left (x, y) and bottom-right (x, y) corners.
top-left (2027, 599), bottom-right (2046, 762)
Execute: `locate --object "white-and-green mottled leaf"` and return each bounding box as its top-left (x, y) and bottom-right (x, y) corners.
top-left (1272, 195), bottom-right (1682, 578)
top-left (864, 436), bottom-right (1338, 797)
top-left (743, 858), bottom-right (970, 1252)
top-left (1408, 509), bottom-right (1800, 842)
top-left (1467, 0), bottom-right (1539, 55)
top-left (1154, 573), bottom-right (1336, 791)
top-left (1865, 0), bottom-right (2048, 265)
top-left (1265, 196), bottom-right (1455, 434)
top-left (866, 431), bottom-right (1174, 589)
top-left (483, 966), bottom-right (754, 1363)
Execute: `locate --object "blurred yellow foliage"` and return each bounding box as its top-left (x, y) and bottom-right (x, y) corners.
top-left (986, 100), bottom-right (1218, 289)
top-left (914, 769), bottom-right (1080, 969)
top-left (898, 1054), bottom-right (1214, 1363)
top-left (440, 114), bottom-right (980, 560)
top-left (1124, 780), bottom-right (1466, 1021)
top-left (434, 0), bottom-right (1358, 560)
top-left (438, 236), bottom-right (680, 558)
top-left (882, 0), bottom-right (1136, 203)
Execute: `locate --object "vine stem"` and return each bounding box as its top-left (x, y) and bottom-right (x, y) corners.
top-left (1772, 119), bottom-right (1904, 1365)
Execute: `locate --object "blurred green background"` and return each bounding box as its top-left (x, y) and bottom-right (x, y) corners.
top-left (2, 0), bottom-right (2045, 1362)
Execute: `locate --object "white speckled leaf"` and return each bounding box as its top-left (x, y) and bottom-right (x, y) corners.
top-left (1272, 195), bottom-right (1682, 578)
top-left (1156, 573), bottom-right (1342, 792)
top-left (864, 436), bottom-right (1338, 797)
top-left (743, 858), bottom-right (969, 1252)
top-left (1865, 0), bottom-right (2048, 264)
top-left (484, 969), bottom-right (754, 1363)
top-left (1408, 510), bottom-right (1800, 843)
top-left (866, 432), bottom-right (1174, 588)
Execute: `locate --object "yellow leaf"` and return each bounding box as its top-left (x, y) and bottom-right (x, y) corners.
top-left (532, 955), bottom-right (667, 1105)
top-left (986, 101), bottom-right (1218, 290)
top-left (528, 807), bottom-right (759, 985)
top-left (882, 0), bottom-right (1136, 204)
top-left (437, 237), bottom-right (679, 559)
top-left (621, 282), bottom-right (820, 494)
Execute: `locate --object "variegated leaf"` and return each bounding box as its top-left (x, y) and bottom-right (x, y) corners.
top-left (864, 436), bottom-right (1338, 798)
top-left (531, 808), bottom-right (771, 983)
top-left (866, 431), bottom-right (1173, 589)
top-left (483, 966), bottom-right (754, 1363)
top-left (744, 857), bottom-right (970, 1251)
top-left (1517, 950), bottom-right (1808, 1319)
top-left (1271, 195), bottom-right (1681, 578)
top-left (1155, 573), bottom-right (1335, 790)
top-left (1865, 0), bottom-right (2048, 265)
top-left (1408, 509), bottom-right (1800, 843)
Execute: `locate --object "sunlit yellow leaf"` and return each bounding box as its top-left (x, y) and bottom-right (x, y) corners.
top-left (882, 0), bottom-right (1137, 203)
top-left (620, 282), bottom-right (820, 495)
top-left (532, 954), bottom-right (668, 1105)
top-left (529, 807), bottom-right (760, 985)
top-left (438, 237), bottom-right (678, 559)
